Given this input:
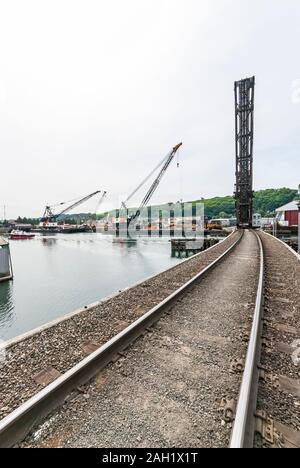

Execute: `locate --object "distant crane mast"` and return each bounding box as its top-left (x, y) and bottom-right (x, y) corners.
top-left (123, 142), bottom-right (182, 226)
top-left (95, 191), bottom-right (107, 214)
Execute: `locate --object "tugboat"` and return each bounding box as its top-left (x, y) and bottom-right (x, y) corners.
top-left (9, 230), bottom-right (35, 240)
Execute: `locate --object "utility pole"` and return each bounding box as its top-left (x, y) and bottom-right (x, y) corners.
top-left (1, 205), bottom-right (6, 224)
top-left (298, 203), bottom-right (300, 254)
top-left (297, 185), bottom-right (300, 255)
top-left (297, 200), bottom-right (300, 255)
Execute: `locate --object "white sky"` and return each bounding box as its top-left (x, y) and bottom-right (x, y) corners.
top-left (0, 0), bottom-right (299, 218)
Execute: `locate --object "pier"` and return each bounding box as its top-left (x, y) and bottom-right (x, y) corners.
top-left (171, 236), bottom-right (221, 258)
top-left (0, 238), bottom-right (13, 283)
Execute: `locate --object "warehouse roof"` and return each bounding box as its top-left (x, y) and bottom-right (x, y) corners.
top-left (276, 201), bottom-right (299, 213)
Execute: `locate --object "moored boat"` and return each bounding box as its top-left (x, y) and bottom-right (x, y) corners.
top-left (9, 230), bottom-right (35, 240)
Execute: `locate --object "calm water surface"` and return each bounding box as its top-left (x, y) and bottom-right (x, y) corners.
top-left (0, 233), bottom-right (181, 341)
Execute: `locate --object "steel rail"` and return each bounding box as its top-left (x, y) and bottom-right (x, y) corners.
top-left (0, 231), bottom-right (243, 448)
top-left (230, 231), bottom-right (265, 448)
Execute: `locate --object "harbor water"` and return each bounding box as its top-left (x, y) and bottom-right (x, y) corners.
top-left (0, 233), bottom-right (182, 341)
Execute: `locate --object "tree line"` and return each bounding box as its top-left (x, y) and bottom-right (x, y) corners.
top-left (2, 188), bottom-right (298, 225)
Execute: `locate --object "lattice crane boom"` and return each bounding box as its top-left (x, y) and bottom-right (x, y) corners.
top-left (42, 190), bottom-right (102, 222)
top-left (125, 143), bottom-right (182, 224)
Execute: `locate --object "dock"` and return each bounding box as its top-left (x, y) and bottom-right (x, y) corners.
top-left (171, 236), bottom-right (222, 258)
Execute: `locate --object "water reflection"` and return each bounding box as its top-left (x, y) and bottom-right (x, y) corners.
top-left (41, 237), bottom-right (58, 248)
top-left (0, 281), bottom-right (15, 334)
top-left (0, 233), bottom-right (181, 341)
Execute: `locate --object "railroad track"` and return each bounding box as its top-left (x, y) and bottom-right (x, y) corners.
top-left (0, 230), bottom-right (298, 448)
top-left (230, 231), bottom-right (264, 447)
top-left (252, 232), bottom-right (300, 448)
top-left (230, 231), bottom-right (300, 448)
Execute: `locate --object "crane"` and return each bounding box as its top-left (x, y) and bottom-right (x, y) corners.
top-left (122, 142), bottom-right (182, 228)
top-left (94, 191), bottom-right (107, 214)
top-left (40, 190), bottom-right (103, 228)
top-left (89, 190), bottom-right (108, 231)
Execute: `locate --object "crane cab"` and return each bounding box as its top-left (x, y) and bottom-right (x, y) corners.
top-left (39, 218), bottom-right (59, 230)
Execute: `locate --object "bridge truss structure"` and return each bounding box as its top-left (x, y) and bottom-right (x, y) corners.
top-left (234, 76), bottom-right (255, 228)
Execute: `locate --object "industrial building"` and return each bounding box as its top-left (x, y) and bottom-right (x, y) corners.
top-left (276, 201), bottom-right (299, 227)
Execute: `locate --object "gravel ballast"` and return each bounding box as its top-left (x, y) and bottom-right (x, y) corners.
top-left (255, 232), bottom-right (300, 448)
top-left (22, 230), bottom-right (260, 448)
top-left (0, 232), bottom-right (240, 421)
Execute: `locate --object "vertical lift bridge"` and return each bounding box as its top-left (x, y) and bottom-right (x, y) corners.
top-left (234, 76), bottom-right (255, 228)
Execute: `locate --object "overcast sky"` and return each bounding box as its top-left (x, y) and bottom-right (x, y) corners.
top-left (0, 0), bottom-right (299, 219)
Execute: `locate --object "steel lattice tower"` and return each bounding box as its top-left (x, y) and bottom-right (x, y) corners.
top-left (234, 76), bottom-right (255, 228)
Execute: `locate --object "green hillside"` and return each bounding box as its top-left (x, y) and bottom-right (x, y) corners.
top-left (9, 188), bottom-right (299, 224)
top-left (97, 187), bottom-right (298, 220)
top-left (197, 188), bottom-right (298, 219)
